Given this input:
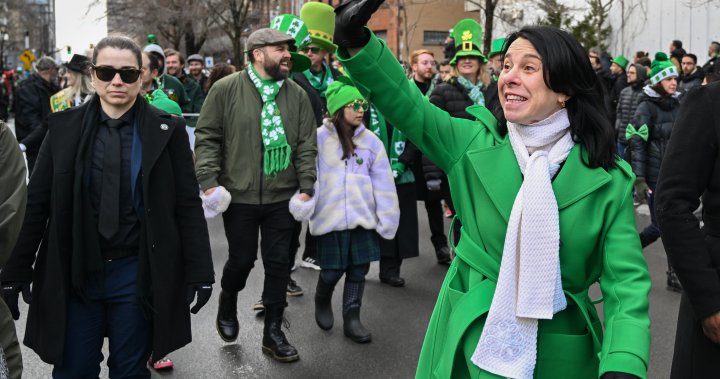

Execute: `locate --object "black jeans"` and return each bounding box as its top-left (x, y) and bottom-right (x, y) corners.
top-left (221, 201), bottom-right (295, 307)
top-left (424, 187), bottom-right (448, 251)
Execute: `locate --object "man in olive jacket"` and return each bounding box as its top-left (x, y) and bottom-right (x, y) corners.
top-left (194, 28), bottom-right (317, 362)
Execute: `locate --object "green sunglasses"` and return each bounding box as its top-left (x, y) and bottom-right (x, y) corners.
top-left (345, 100), bottom-right (369, 112)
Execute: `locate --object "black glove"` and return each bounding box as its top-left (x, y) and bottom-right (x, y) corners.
top-left (334, 0), bottom-right (386, 48)
top-left (2, 282), bottom-right (32, 320)
top-left (601, 372), bottom-right (640, 379)
top-left (186, 283), bottom-right (212, 314)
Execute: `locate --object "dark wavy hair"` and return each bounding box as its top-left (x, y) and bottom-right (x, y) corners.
top-left (497, 26), bottom-right (617, 170)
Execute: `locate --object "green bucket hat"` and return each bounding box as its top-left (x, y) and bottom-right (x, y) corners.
top-left (650, 52), bottom-right (678, 85)
top-left (270, 14), bottom-right (312, 73)
top-left (612, 55), bottom-right (629, 71)
top-left (300, 2), bottom-right (337, 53)
top-left (326, 76), bottom-right (365, 115)
top-left (148, 89), bottom-right (182, 116)
top-left (449, 19), bottom-right (487, 65)
top-left (488, 38), bottom-right (506, 58)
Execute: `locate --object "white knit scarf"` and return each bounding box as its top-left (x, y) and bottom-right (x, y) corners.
top-left (471, 108), bottom-right (575, 379)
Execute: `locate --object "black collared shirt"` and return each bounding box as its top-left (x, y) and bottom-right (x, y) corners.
top-left (90, 106), bottom-right (140, 251)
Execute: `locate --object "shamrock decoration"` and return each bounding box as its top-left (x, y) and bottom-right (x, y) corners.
top-left (462, 30), bottom-right (472, 41)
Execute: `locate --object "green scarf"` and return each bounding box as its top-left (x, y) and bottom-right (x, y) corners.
top-left (303, 62), bottom-right (334, 97)
top-left (248, 64), bottom-right (291, 176)
top-left (457, 75), bottom-right (485, 106)
top-left (370, 105), bottom-right (414, 184)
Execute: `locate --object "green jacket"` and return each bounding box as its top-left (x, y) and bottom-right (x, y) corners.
top-left (178, 73), bottom-right (205, 127)
top-left (339, 34), bottom-right (651, 379)
top-left (194, 70), bottom-right (317, 204)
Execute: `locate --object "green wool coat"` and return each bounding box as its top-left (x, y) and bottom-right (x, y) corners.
top-left (339, 34), bottom-right (651, 379)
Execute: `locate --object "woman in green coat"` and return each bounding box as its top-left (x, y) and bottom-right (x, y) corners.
top-left (333, 3), bottom-right (651, 379)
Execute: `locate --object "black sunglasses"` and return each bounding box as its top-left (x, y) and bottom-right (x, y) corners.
top-left (92, 65), bottom-right (142, 83)
top-left (301, 47), bottom-right (322, 54)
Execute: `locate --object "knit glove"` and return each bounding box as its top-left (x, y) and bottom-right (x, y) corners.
top-left (200, 186), bottom-right (231, 219)
top-left (391, 162), bottom-right (405, 179)
top-left (1, 282), bottom-right (32, 320)
top-left (634, 177), bottom-right (650, 205)
top-left (600, 372), bottom-right (640, 379)
top-left (334, 0), bottom-right (386, 49)
top-left (186, 283), bottom-right (213, 314)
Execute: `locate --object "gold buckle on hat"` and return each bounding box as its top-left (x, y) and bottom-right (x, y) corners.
top-left (462, 41), bottom-right (472, 51)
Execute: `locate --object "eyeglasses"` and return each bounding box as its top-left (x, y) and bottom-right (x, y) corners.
top-left (301, 47), bottom-right (322, 54)
top-left (345, 100), bottom-right (369, 112)
top-left (92, 65), bottom-right (142, 83)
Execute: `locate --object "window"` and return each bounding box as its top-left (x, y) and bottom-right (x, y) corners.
top-left (424, 31), bottom-right (448, 46)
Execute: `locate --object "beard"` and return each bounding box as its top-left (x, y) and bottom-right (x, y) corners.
top-left (264, 57), bottom-right (290, 81)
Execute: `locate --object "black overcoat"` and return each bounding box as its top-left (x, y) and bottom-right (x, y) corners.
top-left (0, 96), bottom-right (214, 364)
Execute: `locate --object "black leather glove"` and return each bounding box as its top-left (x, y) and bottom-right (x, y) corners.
top-left (334, 0), bottom-right (386, 48)
top-left (2, 282), bottom-right (32, 320)
top-left (600, 372), bottom-right (640, 379)
top-left (186, 283), bottom-right (213, 314)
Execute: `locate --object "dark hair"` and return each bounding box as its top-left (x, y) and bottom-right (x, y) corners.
top-left (143, 52), bottom-right (160, 73)
top-left (651, 82), bottom-right (671, 96)
top-left (206, 63), bottom-right (236, 92)
top-left (330, 110), bottom-right (357, 160)
top-left (682, 53), bottom-right (697, 64)
top-left (705, 72), bottom-right (720, 84)
top-left (500, 26), bottom-right (616, 170)
top-left (164, 48), bottom-right (185, 65)
top-left (672, 40), bottom-right (683, 49)
top-left (711, 41), bottom-right (720, 53)
top-left (636, 56), bottom-right (651, 68)
top-left (634, 51), bottom-right (648, 60)
top-left (93, 35), bottom-right (142, 68)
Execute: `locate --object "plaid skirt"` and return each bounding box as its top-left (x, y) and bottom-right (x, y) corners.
top-left (316, 228), bottom-right (380, 270)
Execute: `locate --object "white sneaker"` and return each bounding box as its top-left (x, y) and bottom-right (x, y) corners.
top-left (299, 257), bottom-right (321, 271)
top-left (291, 262), bottom-right (298, 272)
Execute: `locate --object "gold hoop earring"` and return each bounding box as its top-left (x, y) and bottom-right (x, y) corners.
top-left (559, 99), bottom-right (566, 108)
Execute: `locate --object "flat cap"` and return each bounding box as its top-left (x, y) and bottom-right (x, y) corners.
top-left (246, 28), bottom-right (295, 52)
top-left (187, 54), bottom-right (204, 63)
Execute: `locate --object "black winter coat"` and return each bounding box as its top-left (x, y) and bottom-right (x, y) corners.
top-left (679, 69), bottom-right (705, 94)
top-left (428, 77), bottom-right (499, 120)
top-left (0, 97), bottom-right (215, 364)
top-left (628, 90), bottom-right (681, 184)
top-left (615, 83), bottom-right (645, 144)
top-left (292, 73), bottom-right (325, 126)
top-left (13, 73), bottom-right (59, 151)
top-left (609, 72), bottom-right (628, 125)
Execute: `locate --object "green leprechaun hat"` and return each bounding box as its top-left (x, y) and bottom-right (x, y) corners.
top-left (270, 14), bottom-right (312, 73)
top-left (650, 52), bottom-right (678, 85)
top-left (612, 55), bottom-right (629, 71)
top-left (450, 19), bottom-right (487, 65)
top-left (300, 1), bottom-right (337, 53)
top-left (488, 37), bottom-right (506, 59)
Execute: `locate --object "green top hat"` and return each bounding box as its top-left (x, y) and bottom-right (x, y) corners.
top-left (449, 19), bottom-right (487, 65)
top-left (650, 52), bottom-right (678, 85)
top-left (270, 14), bottom-right (312, 73)
top-left (488, 38), bottom-right (506, 58)
top-left (326, 76), bottom-right (365, 115)
top-left (300, 2), bottom-right (337, 53)
top-left (612, 55), bottom-right (629, 71)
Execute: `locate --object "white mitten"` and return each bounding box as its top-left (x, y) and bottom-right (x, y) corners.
top-left (288, 191), bottom-right (316, 221)
top-left (200, 186), bottom-right (232, 219)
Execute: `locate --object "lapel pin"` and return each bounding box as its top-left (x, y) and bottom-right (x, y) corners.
top-left (160, 123), bottom-right (169, 130)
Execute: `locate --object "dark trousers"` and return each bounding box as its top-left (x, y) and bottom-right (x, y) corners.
top-left (289, 222), bottom-right (317, 267)
top-left (26, 150), bottom-right (38, 177)
top-left (424, 188), bottom-right (448, 251)
top-left (320, 263), bottom-right (370, 286)
top-left (379, 256), bottom-right (402, 280)
top-left (221, 201), bottom-right (295, 307)
top-left (52, 256), bottom-right (151, 379)
top-left (671, 293), bottom-right (720, 378)
top-left (640, 182), bottom-right (661, 246)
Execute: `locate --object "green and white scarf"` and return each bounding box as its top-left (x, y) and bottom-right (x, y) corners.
top-left (303, 62), bottom-right (334, 97)
top-left (457, 75), bottom-right (486, 106)
top-left (248, 64), bottom-right (291, 176)
top-left (370, 105), bottom-right (414, 184)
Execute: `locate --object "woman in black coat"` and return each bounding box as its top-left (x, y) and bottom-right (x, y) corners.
top-left (656, 82), bottom-right (720, 378)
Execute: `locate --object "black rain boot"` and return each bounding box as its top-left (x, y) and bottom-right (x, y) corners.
top-left (262, 303), bottom-right (300, 362)
top-left (343, 280), bottom-right (371, 343)
top-left (216, 290), bottom-right (239, 342)
top-left (667, 265), bottom-right (683, 293)
top-left (435, 246), bottom-right (452, 265)
top-left (315, 277), bottom-right (336, 330)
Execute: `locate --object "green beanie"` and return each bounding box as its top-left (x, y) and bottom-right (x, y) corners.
top-left (326, 76), bottom-right (364, 115)
top-left (650, 52), bottom-right (678, 85)
top-left (148, 89), bottom-right (182, 116)
top-left (612, 55), bottom-right (629, 71)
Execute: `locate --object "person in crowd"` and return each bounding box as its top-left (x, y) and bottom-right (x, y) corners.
top-left (679, 53), bottom-right (705, 93)
top-left (50, 54), bottom-right (93, 112)
top-left (13, 56), bottom-right (59, 174)
top-left (0, 35), bottom-right (214, 378)
top-left (608, 55), bottom-right (629, 126)
top-left (186, 54), bottom-right (208, 94)
top-left (438, 59), bottom-right (453, 82)
top-left (702, 41), bottom-right (720, 75)
top-left (0, 120), bottom-right (27, 379)
top-left (615, 63), bottom-right (648, 160)
top-left (634, 51), bottom-right (649, 63)
top-left (334, 2), bottom-right (651, 378)
top-left (669, 40), bottom-right (687, 69)
top-left (626, 52), bottom-right (681, 291)
top-left (704, 71), bottom-right (720, 85)
top-left (143, 40), bottom-right (190, 112)
top-left (487, 37), bottom-right (506, 80)
top-left (636, 55), bottom-right (652, 71)
top-left (655, 77), bottom-right (720, 379)
top-left (205, 63), bottom-right (236, 93)
top-left (290, 77), bottom-right (399, 343)
top-left (194, 28), bottom-right (317, 363)
top-left (165, 49), bottom-right (204, 118)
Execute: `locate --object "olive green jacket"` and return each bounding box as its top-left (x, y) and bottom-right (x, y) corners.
top-left (339, 33), bottom-right (651, 379)
top-left (194, 70), bottom-right (317, 204)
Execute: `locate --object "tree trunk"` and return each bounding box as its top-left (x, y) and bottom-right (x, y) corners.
top-left (483, 0), bottom-right (497, 56)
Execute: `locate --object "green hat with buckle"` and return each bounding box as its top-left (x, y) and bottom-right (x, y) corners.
top-left (450, 19), bottom-right (486, 65)
top-left (488, 38), bottom-right (506, 58)
top-left (270, 14), bottom-right (312, 73)
top-left (300, 1), bottom-right (337, 53)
